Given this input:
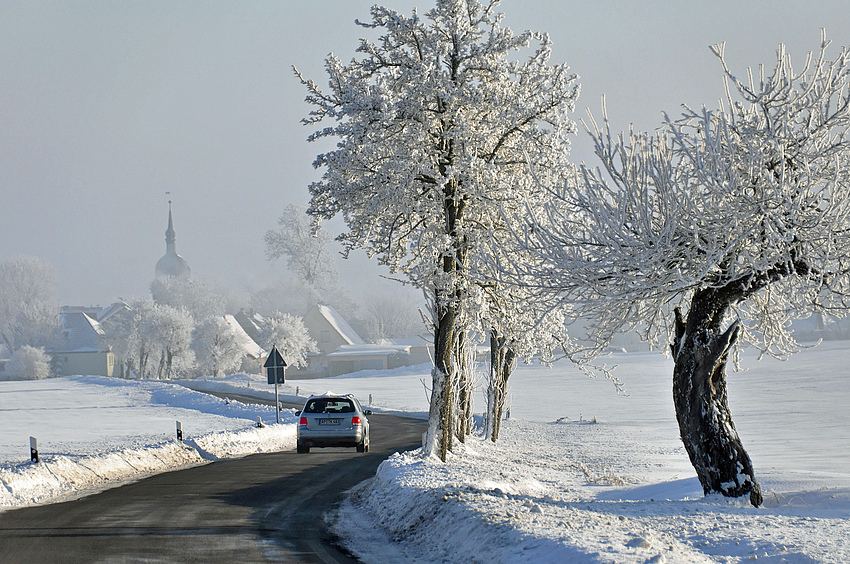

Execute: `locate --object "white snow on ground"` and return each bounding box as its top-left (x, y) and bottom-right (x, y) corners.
top-left (331, 341), bottom-right (850, 563)
top-left (1, 341), bottom-right (849, 562)
top-left (0, 375), bottom-right (297, 508)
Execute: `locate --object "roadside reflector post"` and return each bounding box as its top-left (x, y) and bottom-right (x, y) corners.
top-left (30, 436), bottom-right (39, 463)
top-left (176, 421), bottom-right (183, 441)
top-left (264, 345), bottom-right (287, 424)
top-left (257, 416), bottom-right (264, 428)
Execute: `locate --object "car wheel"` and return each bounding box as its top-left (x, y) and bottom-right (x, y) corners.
top-left (356, 439), bottom-right (366, 453)
top-left (297, 441), bottom-right (310, 454)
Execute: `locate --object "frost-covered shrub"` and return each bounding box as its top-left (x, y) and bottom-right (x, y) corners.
top-left (5, 346), bottom-right (51, 380)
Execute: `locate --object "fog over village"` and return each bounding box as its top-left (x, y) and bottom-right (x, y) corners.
top-left (2, 1), bottom-right (848, 306)
top-left (2, 2), bottom-right (850, 563)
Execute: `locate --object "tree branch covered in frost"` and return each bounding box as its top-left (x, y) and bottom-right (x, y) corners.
top-left (264, 203), bottom-right (340, 294)
top-left (256, 311), bottom-right (318, 369)
top-left (0, 255), bottom-right (60, 353)
top-left (510, 31), bottom-right (850, 360)
top-left (294, 0), bottom-right (578, 289)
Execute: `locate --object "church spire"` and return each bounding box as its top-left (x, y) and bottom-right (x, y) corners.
top-left (155, 200), bottom-right (191, 280)
top-left (165, 200), bottom-right (176, 253)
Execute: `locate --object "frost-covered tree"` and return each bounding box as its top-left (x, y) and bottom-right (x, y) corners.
top-left (250, 278), bottom-right (319, 318)
top-left (481, 287), bottom-right (569, 442)
top-left (295, 0), bottom-right (579, 460)
top-left (517, 33), bottom-right (850, 506)
top-left (3, 345), bottom-right (51, 380)
top-left (360, 289), bottom-right (423, 342)
top-left (106, 300), bottom-right (195, 380)
top-left (265, 204), bottom-right (340, 291)
top-left (149, 304), bottom-right (195, 380)
top-left (256, 311), bottom-right (318, 369)
top-left (0, 255), bottom-right (60, 352)
top-left (101, 299), bottom-right (156, 378)
top-left (150, 276), bottom-right (224, 324)
top-left (192, 316), bottom-right (243, 378)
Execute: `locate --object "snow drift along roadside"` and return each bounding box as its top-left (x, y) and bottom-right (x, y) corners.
top-left (0, 424), bottom-right (295, 508)
top-left (334, 418), bottom-right (850, 564)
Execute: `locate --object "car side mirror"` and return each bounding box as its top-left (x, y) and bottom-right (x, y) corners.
top-left (364, 410), bottom-right (372, 416)
top-left (295, 410), bottom-right (301, 416)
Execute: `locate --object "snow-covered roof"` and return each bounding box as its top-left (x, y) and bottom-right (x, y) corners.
top-left (58, 311), bottom-right (105, 351)
top-left (325, 344), bottom-right (406, 358)
top-left (378, 337), bottom-right (432, 349)
top-left (223, 314), bottom-right (265, 359)
top-left (317, 305), bottom-right (365, 345)
top-left (97, 301), bottom-right (130, 323)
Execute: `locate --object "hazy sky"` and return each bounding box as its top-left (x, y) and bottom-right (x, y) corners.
top-left (1, 0), bottom-right (847, 305)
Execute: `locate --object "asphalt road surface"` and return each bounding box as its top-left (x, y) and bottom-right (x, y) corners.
top-left (0, 404), bottom-right (426, 563)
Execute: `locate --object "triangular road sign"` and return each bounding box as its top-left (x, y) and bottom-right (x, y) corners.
top-left (264, 345), bottom-right (287, 368)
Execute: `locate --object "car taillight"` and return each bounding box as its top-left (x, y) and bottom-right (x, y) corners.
top-left (352, 416), bottom-right (362, 426)
top-left (299, 417), bottom-right (308, 426)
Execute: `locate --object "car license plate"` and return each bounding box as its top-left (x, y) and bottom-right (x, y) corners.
top-left (319, 418), bottom-right (340, 425)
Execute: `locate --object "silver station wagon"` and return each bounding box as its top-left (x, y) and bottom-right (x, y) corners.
top-left (296, 394), bottom-right (371, 454)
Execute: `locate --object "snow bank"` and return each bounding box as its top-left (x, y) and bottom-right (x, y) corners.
top-left (335, 419), bottom-right (850, 563)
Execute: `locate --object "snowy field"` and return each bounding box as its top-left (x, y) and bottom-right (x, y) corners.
top-left (0, 376), bottom-right (298, 507)
top-left (1, 341), bottom-right (849, 562)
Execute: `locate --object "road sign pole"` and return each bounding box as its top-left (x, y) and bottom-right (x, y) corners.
top-left (264, 345), bottom-right (287, 426)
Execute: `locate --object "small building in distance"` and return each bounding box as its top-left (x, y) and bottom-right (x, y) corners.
top-left (298, 305), bottom-right (420, 377)
top-left (234, 304), bottom-right (431, 379)
top-left (54, 305), bottom-right (116, 377)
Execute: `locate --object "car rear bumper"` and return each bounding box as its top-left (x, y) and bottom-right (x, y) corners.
top-left (297, 429), bottom-right (364, 447)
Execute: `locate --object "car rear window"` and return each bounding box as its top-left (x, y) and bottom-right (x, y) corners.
top-left (304, 398), bottom-right (355, 414)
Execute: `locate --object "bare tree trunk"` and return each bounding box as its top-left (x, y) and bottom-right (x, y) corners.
top-left (165, 349), bottom-right (174, 380)
top-left (487, 331), bottom-right (516, 442)
top-left (138, 349), bottom-right (148, 379)
top-left (671, 294), bottom-right (763, 507)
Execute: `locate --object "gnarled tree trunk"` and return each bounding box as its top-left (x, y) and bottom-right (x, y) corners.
top-left (427, 283), bottom-right (459, 462)
top-left (455, 331), bottom-right (473, 443)
top-left (487, 331), bottom-right (516, 443)
top-left (671, 293), bottom-right (763, 507)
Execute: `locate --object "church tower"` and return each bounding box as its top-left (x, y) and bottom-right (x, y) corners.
top-left (155, 201), bottom-right (191, 279)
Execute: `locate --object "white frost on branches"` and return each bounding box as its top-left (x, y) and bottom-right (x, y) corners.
top-left (265, 203), bottom-right (340, 293)
top-left (3, 345), bottom-right (51, 380)
top-left (192, 317), bottom-right (244, 378)
top-left (517, 31), bottom-right (850, 360)
top-left (0, 255), bottom-right (60, 354)
top-left (295, 0), bottom-right (580, 457)
top-left (257, 312), bottom-right (318, 369)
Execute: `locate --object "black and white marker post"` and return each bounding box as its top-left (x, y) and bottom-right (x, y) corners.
top-left (264, 345), bottom-right (287, 424)
top-left (29, 436), bottom-right (38, 463)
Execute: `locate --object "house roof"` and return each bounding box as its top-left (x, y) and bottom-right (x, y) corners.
top-left (223, 314), bottom-right (265, 359)
top-left (59, 311), bottom-right (105, 352)
top-left (317, 305), bottom-right (365, 345)
top-left (97, 301), bottom-right (130, 323)
top-left (233, 309), bottom-right (264, 342)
